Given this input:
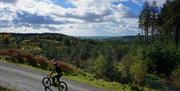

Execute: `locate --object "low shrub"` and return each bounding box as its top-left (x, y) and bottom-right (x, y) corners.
top-left (144, 75), bottom-right (168, 90)
top-left (0, 49), bottom-right (75, 73)
top-left (144, 46), bottom-right (180, 76)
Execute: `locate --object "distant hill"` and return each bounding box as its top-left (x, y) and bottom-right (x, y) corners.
top-left (77, 36), bottom-right (137, 41)
top-left (77, 36), bottom-right (109, 40)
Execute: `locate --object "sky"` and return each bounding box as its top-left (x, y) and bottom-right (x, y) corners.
top-left (0, 0), bottom-right (167, 36)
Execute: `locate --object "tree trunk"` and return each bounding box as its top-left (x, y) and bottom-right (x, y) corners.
top-left (145, 27), bottom-right (149, 42)
top-left (175, 25), bottom-right (179, 49)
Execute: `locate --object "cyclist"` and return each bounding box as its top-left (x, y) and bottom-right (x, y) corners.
top-left (49, 59), bottom-right (63, 86)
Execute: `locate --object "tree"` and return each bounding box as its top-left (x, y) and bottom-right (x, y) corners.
top-left (150, 1), bottom-right (159, 38)
top-left (159, 0), bottom-right (180, 47)
top-left (94, 54), bottom-right (118, 81)
top-left (2, 33), bottom-right (11, 48)
top-left (104, 56), bottom-right (118, 81)
top-left (138, 1), bottom-right (151, 41)
top-left (173, 0), bottom-right (180, 48)
top-left (130, 59), bottom-right (147, 87)
top-left (94, 54), bottom-right (107, 78)
top-left (139, 1), bottom-right (160, 41)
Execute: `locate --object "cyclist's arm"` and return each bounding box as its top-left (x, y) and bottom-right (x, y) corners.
top-left (48, 68), bottom-right (55, 75)
top-left (49, 72), bottom-right (53, 75)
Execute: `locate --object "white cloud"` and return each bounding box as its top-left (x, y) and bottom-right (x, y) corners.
top-left (0, 0), bottom-right (140, 36)
top-left (0, 0), bottom-right (17, 4)
top-left (131, 0), bottom-right (167, 6)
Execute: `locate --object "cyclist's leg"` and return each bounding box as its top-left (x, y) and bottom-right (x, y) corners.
top-left (52, 75), bottom-right (57, 85)
top-left (52, 76), bottom-right (56, 85)
top-left (56, 73), bottom-right (61, 82)
top-left (56, 73), bottom-right (65, 89)
top-left (56, 73), bottom-right (63, 84)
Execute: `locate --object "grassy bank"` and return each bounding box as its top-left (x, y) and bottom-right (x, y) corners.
top-left (66, 72), bottom-right (160, 91)
top-left (0, 86), bottom-right (13, 91)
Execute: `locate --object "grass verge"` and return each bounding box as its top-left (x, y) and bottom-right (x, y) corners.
top-left (0, 86), bottom-right (14, 91)
top-left (67, 75), bottom-right (128, 91)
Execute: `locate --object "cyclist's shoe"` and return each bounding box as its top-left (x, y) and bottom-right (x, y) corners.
top-left (52, 83), bottom-right (58, 87)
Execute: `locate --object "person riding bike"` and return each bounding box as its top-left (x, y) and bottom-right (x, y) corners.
top-left (49, 59), bottom-right (63, 86)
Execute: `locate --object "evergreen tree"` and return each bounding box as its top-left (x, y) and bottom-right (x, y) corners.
top-left (94, 54), bottom-right (117, 81)
top-left (130, 59), bottom-right (147, 87)
top-left (94, 54), bottom-right (107, 78)
top-left (138, 1), bottom-right (151, 41)
top-left (173, 0), bottom-right (180, 47)
top-left (159, 0), bottom-right (180, 47)
top-left (150, 1), bottom-right (159, 38)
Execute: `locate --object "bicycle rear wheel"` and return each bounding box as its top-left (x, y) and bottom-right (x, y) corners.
top-left (57, 81), bottom-right (68, 91)
top-left (42, 77), bottom-right (52, 88)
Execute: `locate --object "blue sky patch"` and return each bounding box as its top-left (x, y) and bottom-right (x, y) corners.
top-left (53, 0), bottom-right (75, 8)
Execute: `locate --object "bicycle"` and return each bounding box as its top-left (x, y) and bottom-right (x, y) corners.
top-left (42, 73), bottom-right (68, 91)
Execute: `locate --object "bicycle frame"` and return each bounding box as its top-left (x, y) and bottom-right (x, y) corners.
top-left (47, 74), bottom-right (59, 86)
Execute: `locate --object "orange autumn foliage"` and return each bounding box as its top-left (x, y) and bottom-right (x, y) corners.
top-left (0, 49), bottom-right (74, 72)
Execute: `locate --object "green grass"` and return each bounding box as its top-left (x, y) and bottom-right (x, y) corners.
top-left (66, 73), bottom-right (159, 91)
top-left (67, 75), bottom-right (128, 91)
top-left (0, 56), bottom-right (6, 60)
top-left (0, 86), bottom-right (14, 91)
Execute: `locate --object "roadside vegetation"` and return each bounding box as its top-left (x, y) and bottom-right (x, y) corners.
top-left (0, 86), bottom-right (14, 91)
top-left (0, 0), bottom-right (180, 91)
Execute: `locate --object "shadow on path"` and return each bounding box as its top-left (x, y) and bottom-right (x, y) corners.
top-left (45, 87), bottom-right (53, 91)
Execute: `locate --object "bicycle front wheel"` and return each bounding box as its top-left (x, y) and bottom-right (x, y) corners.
top-left (42, 77), bottom-right (52, 88)
top-left (57, 81), bottom-right (68, 91)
